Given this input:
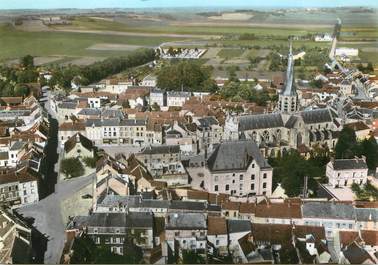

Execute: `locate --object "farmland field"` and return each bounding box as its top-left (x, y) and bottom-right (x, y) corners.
top-left (217, 48), bottom-right (244, 59)
top-left (0, 23), bottom-right (184, 62)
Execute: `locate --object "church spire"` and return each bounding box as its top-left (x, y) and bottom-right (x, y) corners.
top-left (277, 39), bottom-right (298, 114)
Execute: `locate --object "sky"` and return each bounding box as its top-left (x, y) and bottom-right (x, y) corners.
top-left (0, 0), bottom-right (377, 10)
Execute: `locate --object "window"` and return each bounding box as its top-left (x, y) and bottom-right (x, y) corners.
top-left (251, 184), bottom-right (255, 190)
top-left (252, 163), bottom-right (255, 168)
top-left (239, 175), bottom-right (243, 180)
top-left (263, 173), bottom-right (267, 179)
top-left (216, 239), bottom-right (220, 245)
top-left (214, 185), bottom-right (218, 192)
top-left (225, 184), bottom-right (229, 191)
top-left (240, 184), bottom-right (243, 190)
top-left (263, 183), bottom-right (267, 189)
top-left (251, 174), bottom-right (255, 180)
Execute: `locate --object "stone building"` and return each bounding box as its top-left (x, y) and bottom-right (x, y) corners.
top-left (326, 157), bottom-right (368, 188)
top-left (203, 140), bottom-right (272, 197)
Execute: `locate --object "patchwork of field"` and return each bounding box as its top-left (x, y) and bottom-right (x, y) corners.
top-left (0, 8), bottom-right (376, 66)
top-left (0, 23), bottom-right (184, 63)
top-left (86, 43), bottom-right (150, 51)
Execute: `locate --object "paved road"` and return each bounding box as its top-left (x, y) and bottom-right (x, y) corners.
top-left (17, 173), bottom-right (95, 264)
top-left (17, 89), bottom-right (94, 264)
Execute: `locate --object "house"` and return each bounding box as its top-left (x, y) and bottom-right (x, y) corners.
top-left (345, 121), bottom-right (371, 140)
top-left (142, 75), bottom-right (157, 87)
top-left (314, 33), bottom-right (333, 42)
top-left (68, 211), bottom-right (154, 257)
top-left (58, 121), bottom-right (86, 146)
top-left (326, 157), bottom-right (368, 188)
top-left (340, 79), bottom-right (353, 96)
top-left (0, 208), bottom-right (33, 263)
top-left (207, 217), bottom-right (228, 256)
top-left (119, 119), bottom-right (147, 146)
top-left (204, 140), bottom-right (273, 197)
top-left (149, 89), bottom-right (165, 108)
top-left (166, 91), bottom-right (191, 108)
top-left (339, 241), bottom-right (376, 264)
top-left (165, 212), bottom-right (207, 254)
top-left (227, 219), bottom-right (252, 254)
top-left (253, 198), bottom-right (302, 225)
top-left (63, 133), bottom-right (94, 159)
top-left (0, 167), bottom-right (39, 207)
top-left (135, 145), bottom-right (185, 180)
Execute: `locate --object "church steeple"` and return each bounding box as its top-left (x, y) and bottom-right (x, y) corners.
top-left (278, 39), bottom-right (298, 114)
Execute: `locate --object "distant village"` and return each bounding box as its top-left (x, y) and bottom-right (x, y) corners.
top-left (1, 19), bottom-right (378, 265)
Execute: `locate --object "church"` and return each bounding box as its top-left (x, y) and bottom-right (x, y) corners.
top-left (224, 41), bottom-right (341, 157)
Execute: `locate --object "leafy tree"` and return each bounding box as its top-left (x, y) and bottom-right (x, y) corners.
top-left (151, 102), bottom-right (160, 111)
top-left (21, 55), bottom-right (34, 68)
top-left (182, 250), bottom-right (205, 264)
top-left (14, 84), bottom-right (30, 97)
top-left (334, 127), bottom-right (358, 159)
top-left (359, 135), bottom-right (378, 171)
top-left (156, 61), bottom-right (214, 92)
top-left (270, 150), bottom-right (322, 197)
top-left (82, 156), bottom-right (98, 168)
top-left (60, 158), bottom-right (85, 178)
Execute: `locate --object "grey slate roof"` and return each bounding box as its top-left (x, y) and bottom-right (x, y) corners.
top-left (300, 109), bottom-right (333, 124)
top-left (165, 212), bottom-right (206, 230)
top-left (101, 109), bottom-right (124, 119)
top-left (281, 42), bottom-right (296, 97)
top-left (140, 200), bottom-right (170, 209)
top-left (102, 118), bottom-right (120, 127)
top-left (126, 212), bottom-right (153, 228)
top-left (332, 158), bottom-right (368, 170)
top-left (239, 113), bottom-right (284, 131)
top-left (169, 201), bottom-right (206, 211)
top-left (77, 108), bottom-right (101, 116)
top-left (228, 220), bottom-right (251, 234)
top-left (86, 119), bottom-right (102, 127)
top-left (87, 212), bottom-right (127, 227)
top-left (97, 195), bottom-right (142, 207)
top-left (120, 119), bottom-right (146, 126)
top-left (198, 116), bottom-right (218, 127)
top-left (355, 208), bottom-right (378, 222)
top-left (207, 140), bottom-right (271, 172)
top-left (0, 151), bottom-right (9, 160)
top-left (58, 101), bottom-right (77, 109)
top-left (302, 202), bottom-right (355, 220)
top-left (167, 91), bottom-right (191, 97)
top-left (140, 145), bottom-right (180, 155)
top-left (10, 141), bottom-right (26, 151)
top-left (285, 115), bottom-right (298, 128)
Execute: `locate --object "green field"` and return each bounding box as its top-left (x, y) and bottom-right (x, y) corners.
top-left (217, 48), bottom-right (244, 59)
top-left (0, 24), bottom-right (183, 62)
top-left (60, 17), bottom-right (331, 37)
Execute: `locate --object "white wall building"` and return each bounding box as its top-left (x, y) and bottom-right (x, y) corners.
top-left (167, 92), bottom-right (191, 107)
top-left (326, 157), bottom-right (368, 188)
top-left (204, 140), bottom-right (273, 197)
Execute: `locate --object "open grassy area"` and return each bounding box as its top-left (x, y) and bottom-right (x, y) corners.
top-left (217, 48), bottom-right (244, 59)
top-left (0, 24), bottom-right (183, 62)
top-left (57, 17), bottom-right (331, 37)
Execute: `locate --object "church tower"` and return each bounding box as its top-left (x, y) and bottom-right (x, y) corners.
top-left (278, 40), bottom-right (298, 114)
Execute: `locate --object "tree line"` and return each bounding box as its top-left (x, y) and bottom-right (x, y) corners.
top-left (48, 48), bottom-right (156, 89)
